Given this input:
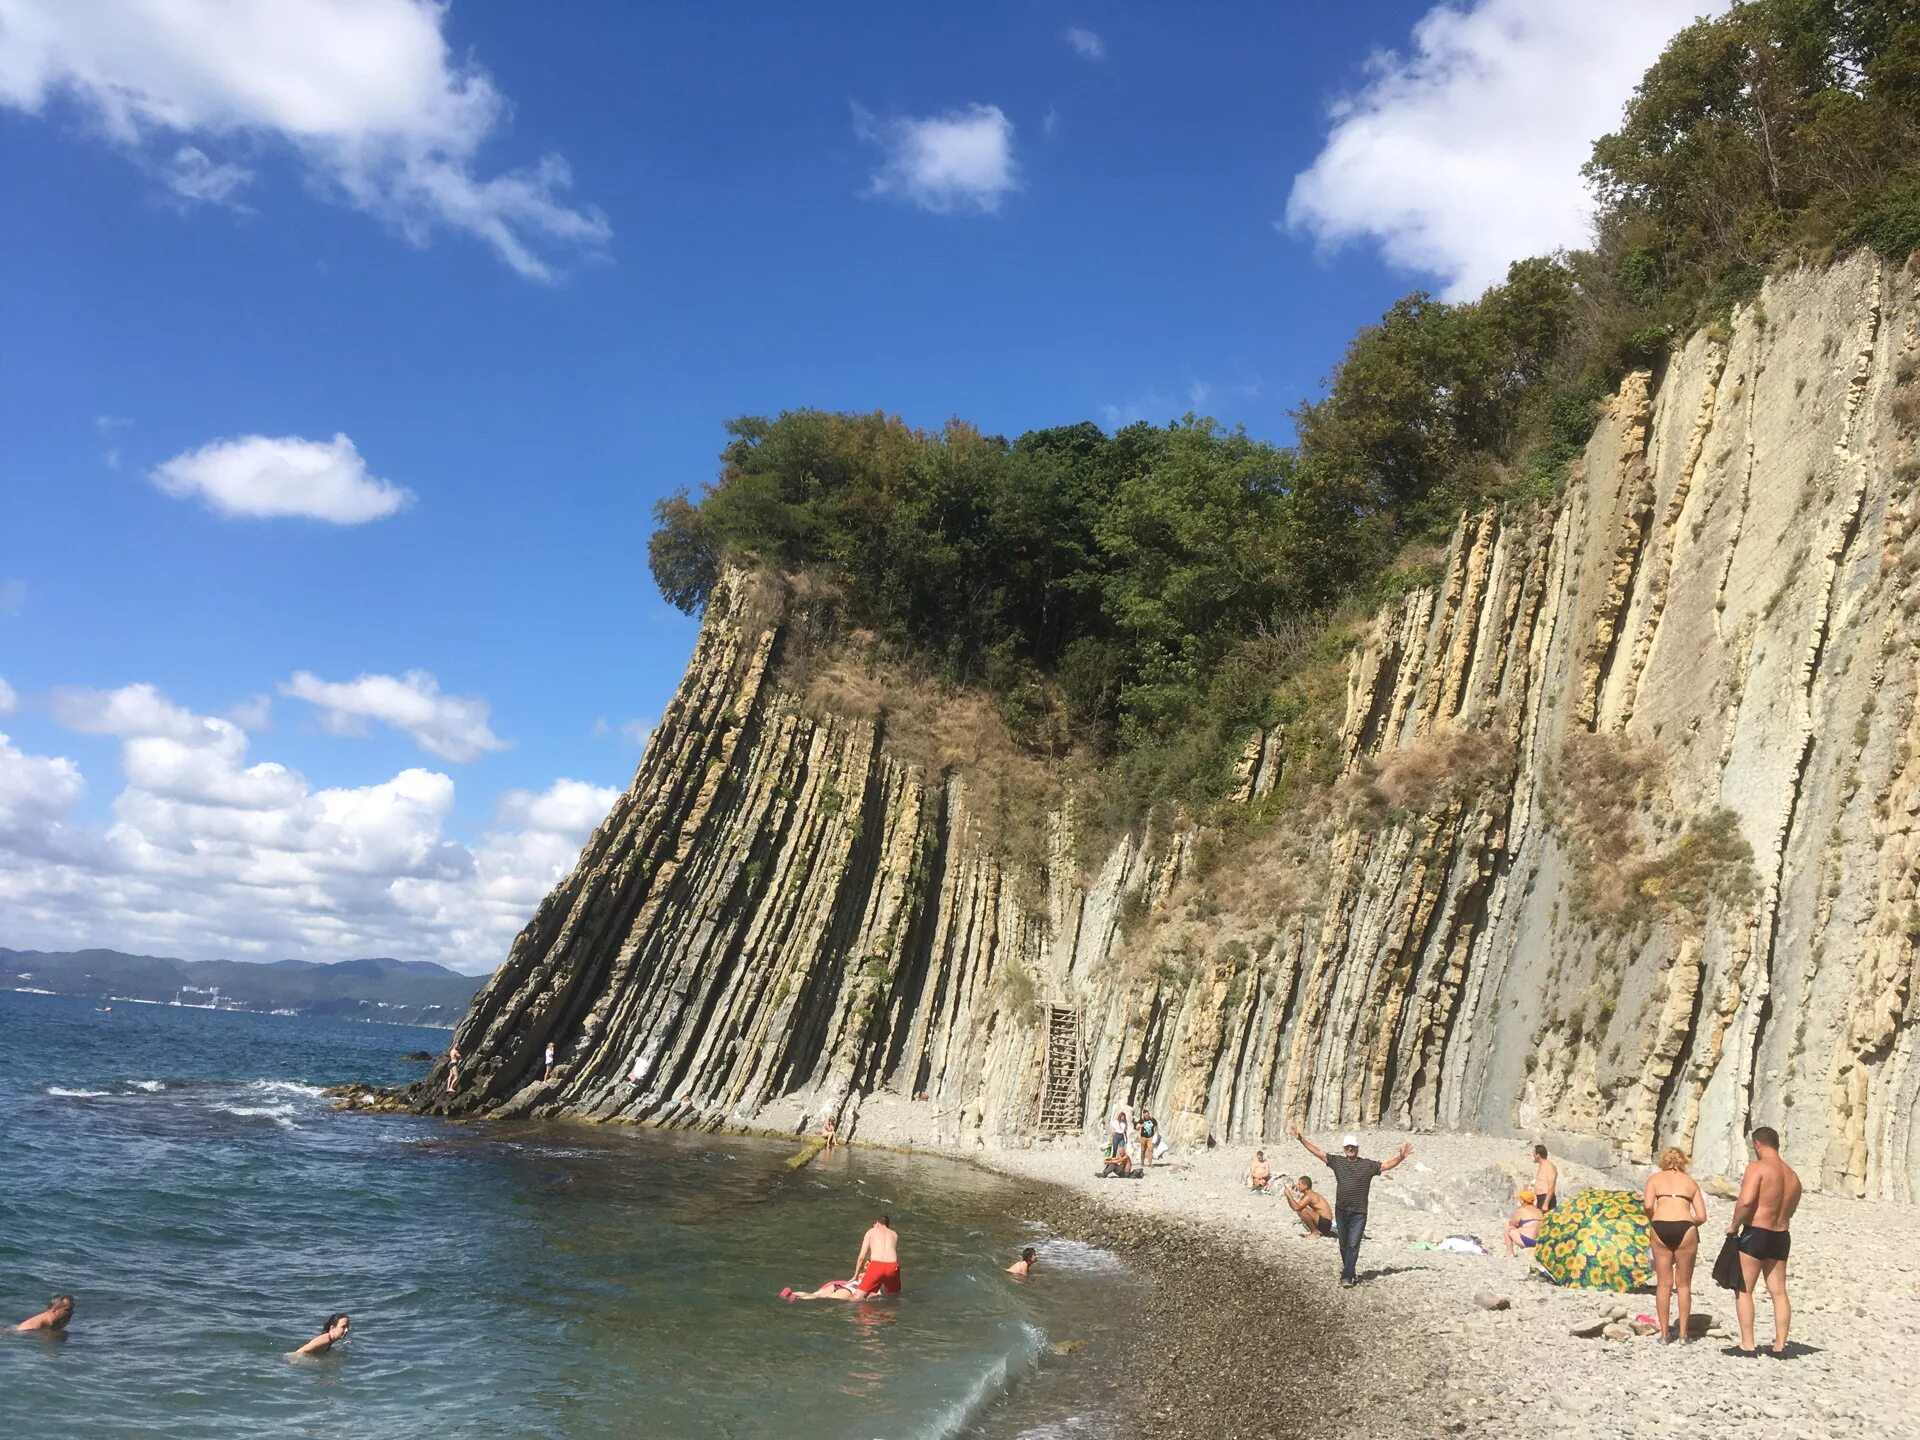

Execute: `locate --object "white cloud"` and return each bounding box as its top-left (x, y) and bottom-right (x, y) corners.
top-left (854, 102), bottom-right (1019, 215)
top-left (0, 685), bottom-right (616, 972)
top-left (1066, 27), bottom-right (1105, 60)
top-left (50, 681), bottom-right (206, 742)
top-left (1285, 0), bottom-right (1727, 300)
top-left (0, 729), bottom-right (85, 851)
top-left (228, 694), bottom-right (273, 731)
top-left (282, 669), bottom-right (509, 763)
top-left (0, 677), bottom-right (15, 715)
top-left (0, 0), bottom-right (609, 281)
top-left (49, 683), bottom-right (300, 809)
top-left (151, 432), bottom-right (411, 523)
top-left (163, 143), bottom-right (253, 204)
top-left (496, 777), bottom-right (618, 837)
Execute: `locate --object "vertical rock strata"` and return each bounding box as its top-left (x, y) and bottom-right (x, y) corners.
top-left (414, 254), bottom-right (1920, 1198)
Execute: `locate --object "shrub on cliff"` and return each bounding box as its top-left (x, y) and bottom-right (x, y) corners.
top-left (649, 0), bottom-right (1920, 833)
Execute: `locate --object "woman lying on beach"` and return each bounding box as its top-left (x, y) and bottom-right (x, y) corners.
top-left (1643, 1147), bottom-right (1707, 1343)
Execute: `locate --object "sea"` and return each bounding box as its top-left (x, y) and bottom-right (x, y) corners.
top-left (0, 990), bottom-right (1138, 1439)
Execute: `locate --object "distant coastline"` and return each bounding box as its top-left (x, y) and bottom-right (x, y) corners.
top-left (0, 946), bottom-right (482, 1029)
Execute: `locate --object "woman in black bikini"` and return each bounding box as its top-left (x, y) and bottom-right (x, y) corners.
top-left (1643, 1146), bottom-right (1708, 1343)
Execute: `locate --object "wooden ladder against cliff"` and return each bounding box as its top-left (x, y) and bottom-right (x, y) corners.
top-left (1037, 1004), bottom-right (1086, 1134)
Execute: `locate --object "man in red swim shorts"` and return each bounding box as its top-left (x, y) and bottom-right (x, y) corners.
top-left (851, 1214), bottom-right (901, 1294)
top-left (782, 1214), bottom-right (902, 1301)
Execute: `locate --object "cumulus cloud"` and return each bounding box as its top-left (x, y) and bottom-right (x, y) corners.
top-left (50, 681), bottom-right (206, 742)
top-left (1, 684), bottom-right (617, 972)
top-left (0, 0), bottom-right (609, 280)
top-left (1285, 0), bottom-right (1726, 300)
top-left (50, 683), bottom-right (300, 809)
top-left (0, 730), bottom-right (82, 845)
top-left (496, 778), bottom-right (619, 838)
top-left (151, 432), bottom-right (411, 523)
top-left (854, 102), bottom-right (1018, 215)
top-left (281, 669), bottom-right (509, 763)
top-left (1065, 27), bottom-right (1105, 60)
top-left (0, 677), bottom-right (15, 715)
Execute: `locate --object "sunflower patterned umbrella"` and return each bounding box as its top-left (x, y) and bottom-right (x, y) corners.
top-left (1531, 1188), bottom-right (1653, 1291)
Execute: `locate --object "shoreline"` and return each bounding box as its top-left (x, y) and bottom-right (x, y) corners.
top-left (1002, 1180), bottom-right (1440, 1440)
top-left (336, 1081), bottom-right (1920, 1438)
top-left (924, 1123), bottom-right (1920, 1440)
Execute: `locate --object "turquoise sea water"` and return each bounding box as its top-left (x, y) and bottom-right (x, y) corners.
top-left (0, 991), bottom-right (1134, 1439)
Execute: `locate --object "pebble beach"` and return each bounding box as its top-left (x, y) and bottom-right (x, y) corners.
top-left (853, 1102), bottom-right (1920, 1439)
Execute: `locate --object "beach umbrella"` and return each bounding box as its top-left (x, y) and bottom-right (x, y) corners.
top-left (1531, 1188), bottom-right (1653, 1292)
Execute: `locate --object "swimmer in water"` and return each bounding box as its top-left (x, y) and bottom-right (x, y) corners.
top-left (15, 1294), bottom-right (74, 1333)
top-left (782, 1215), bottom-right (902, 1301)
top-left (781, 1278), bottom-right (860, 1301)
top-left (1007, 1247), bottom-right (1037, 1277)
top-left (293, 1313), bottom-right (350, 1356)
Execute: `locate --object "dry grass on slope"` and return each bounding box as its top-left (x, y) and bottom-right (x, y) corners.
top-left (781, 619), bottom-right (1081, 899)
top-left (1544, 730), bottom-right (1758, 932)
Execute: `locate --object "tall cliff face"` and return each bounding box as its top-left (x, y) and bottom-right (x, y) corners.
top-left (418, 252), bottom-right (1920, 1200)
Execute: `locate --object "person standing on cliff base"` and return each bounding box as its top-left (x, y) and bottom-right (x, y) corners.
top-left (1291, 1125), bottom-right (1412, 1287)
top-left (1729, 1126), bottom-right (1801, 1356)
top-left (543, 1040), bottom-right (556, 1080)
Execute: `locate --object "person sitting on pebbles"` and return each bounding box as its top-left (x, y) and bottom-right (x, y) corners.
top-left (1504, 1191), bottom-right (1545, 1255)
top-left (1282, 1176), bottom-right (1335, 1237)
top-left (1247, 1149), bottom-right (1273, 1192)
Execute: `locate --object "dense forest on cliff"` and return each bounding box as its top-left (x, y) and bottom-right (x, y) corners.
top-left (649, 0), bottom-right (1920, 830)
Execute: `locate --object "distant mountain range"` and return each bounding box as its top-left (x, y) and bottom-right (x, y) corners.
top-left (0, 947), bottom-right (485, 1028)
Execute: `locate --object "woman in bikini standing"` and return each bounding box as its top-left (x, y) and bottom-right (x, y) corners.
top-left (1643, 1146), bottom-right (1708, 1343)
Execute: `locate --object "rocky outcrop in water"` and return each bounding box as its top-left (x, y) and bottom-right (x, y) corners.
top-left (407, 252), bottom-right (1920, 1200)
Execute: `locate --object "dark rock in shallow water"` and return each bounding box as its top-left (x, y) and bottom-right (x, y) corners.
top-left (402, 1051), bottom-right (434, 1062)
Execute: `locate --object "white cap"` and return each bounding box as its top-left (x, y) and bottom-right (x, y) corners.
top-left (1341, 1134), bottom-right (1360, 1148)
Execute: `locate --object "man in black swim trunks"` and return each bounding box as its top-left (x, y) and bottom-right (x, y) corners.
top-left (1729, 1126), bottom-right (1801, 1356)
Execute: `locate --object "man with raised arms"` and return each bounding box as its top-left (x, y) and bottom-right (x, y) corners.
top-left (1729, 1126), bottom-right (1801, 1356)
top-left (1291, 1124), bottom-right (1413, 1287)
top-left (14, 1293), bottom-right (74, 1333)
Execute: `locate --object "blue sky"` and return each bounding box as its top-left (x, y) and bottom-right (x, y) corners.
top-left (0, 1), bottom-right (1713, 970)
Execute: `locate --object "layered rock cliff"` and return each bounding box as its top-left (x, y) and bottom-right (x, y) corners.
top-left (411, 251), bottom-right (1920, 1200)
